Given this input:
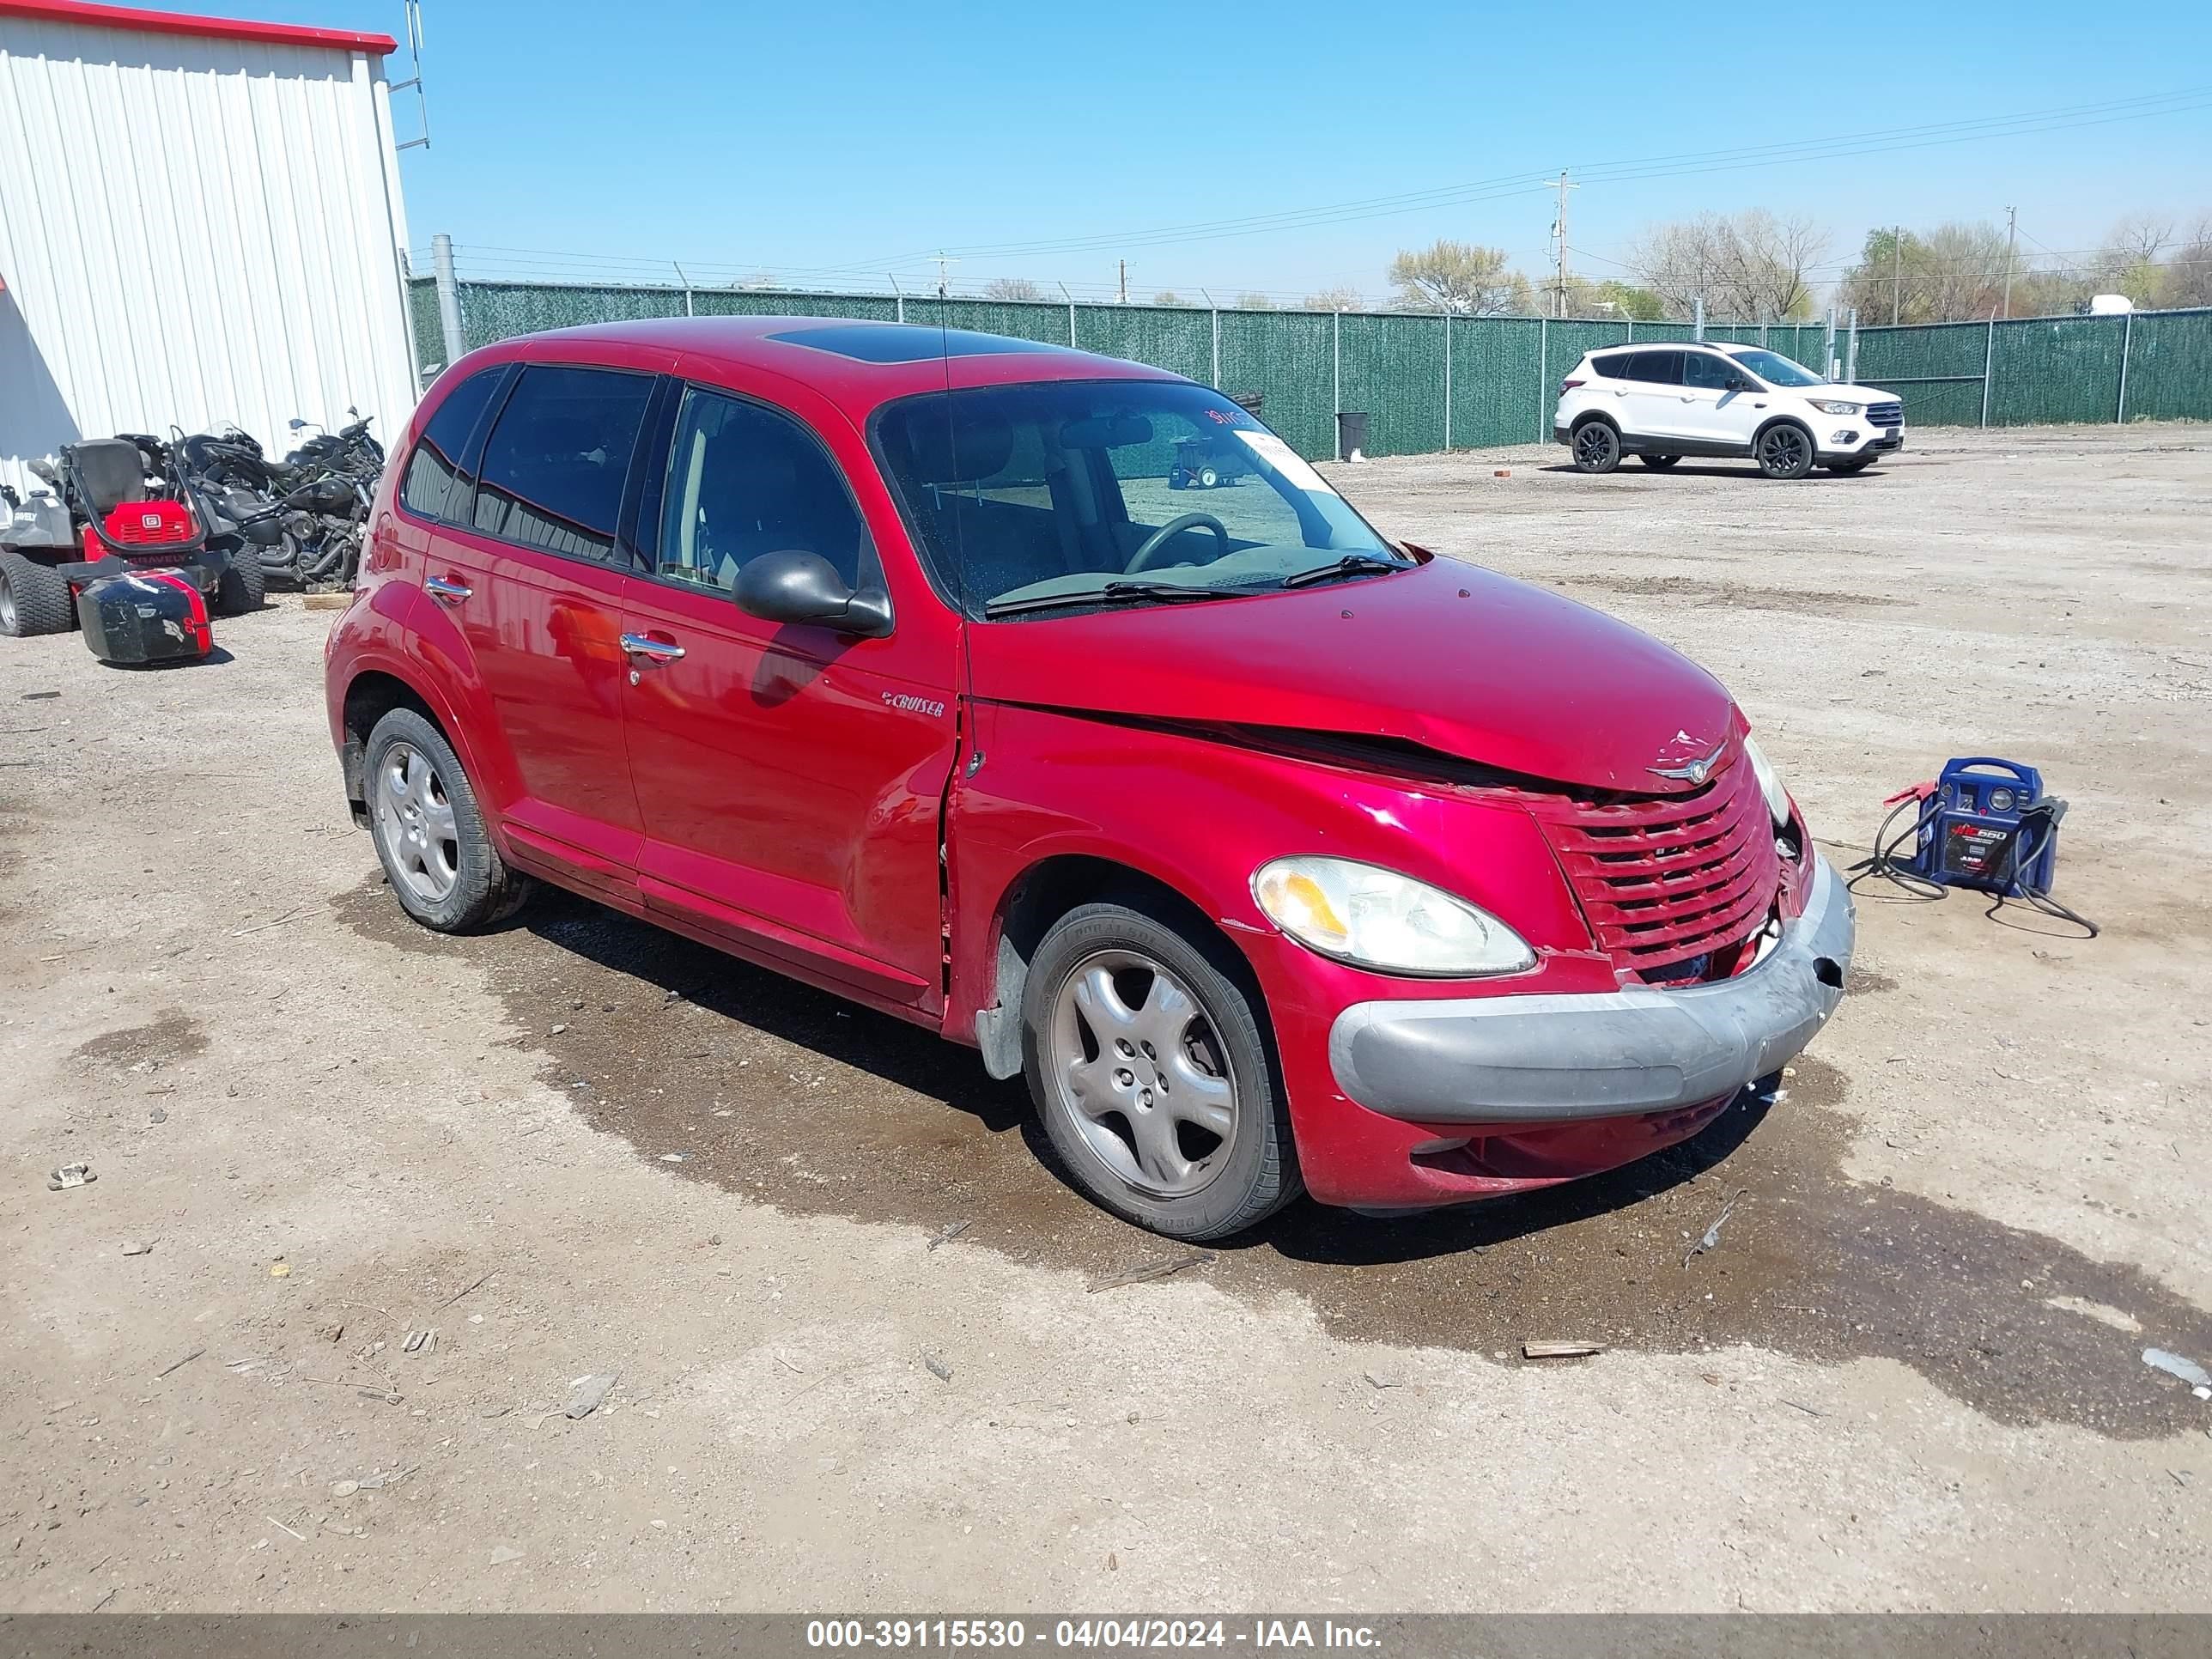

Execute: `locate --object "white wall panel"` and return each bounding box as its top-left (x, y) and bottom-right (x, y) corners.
top-left (0, 15), bottom-right (416, 498)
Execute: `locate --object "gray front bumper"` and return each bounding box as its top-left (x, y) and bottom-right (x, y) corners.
top-left (1328, 856), bottom-right (1856, 1124)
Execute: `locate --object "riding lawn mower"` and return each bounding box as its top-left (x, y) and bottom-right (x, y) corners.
top-left (1, 434), bottom-right (263, 663)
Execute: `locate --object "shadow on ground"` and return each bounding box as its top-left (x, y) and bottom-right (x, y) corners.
top-left (339, 878), bottom-right (2212, 1438)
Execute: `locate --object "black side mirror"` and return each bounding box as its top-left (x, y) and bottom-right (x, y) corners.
top-left (733, 548), bottom-right (892, 637)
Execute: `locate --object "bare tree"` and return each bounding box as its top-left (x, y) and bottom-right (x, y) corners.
top-left (1302, 283), bottom-right (1364, 312)
top-left (1233, 292), bottom-right (1277, 311)
top-left (1629, 210), bottom-right (1828, 322)
top-left (1386, 240), bottom-right (1532, 315)
top-left (1152, 290), bottom-right (1191, 307)
top-left (1840, 222), bottom-right (2010, 323)
top-left (2096, 213), bottom-right (2176, 306)
top-left (2163, 214), bottom-right (2212, 309)
top-left (981, 276), bottom-right (1048, 301)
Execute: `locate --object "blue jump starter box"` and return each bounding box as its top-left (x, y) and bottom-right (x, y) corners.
top-left (1910, 757), bottom-right (2063, 897)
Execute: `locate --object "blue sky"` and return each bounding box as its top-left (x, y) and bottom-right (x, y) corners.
top-left (222, 2), bottom-right (2211, 301)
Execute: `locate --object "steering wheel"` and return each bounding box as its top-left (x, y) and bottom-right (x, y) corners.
top-left (1127, 512), bottom-right (1231, 572)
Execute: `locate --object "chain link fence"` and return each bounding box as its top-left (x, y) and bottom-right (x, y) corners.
top-left (410, 276), bottom-right (2212, 461)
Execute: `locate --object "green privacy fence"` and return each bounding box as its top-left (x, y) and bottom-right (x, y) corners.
top-left (410, 278), bottom-right (2212, 460)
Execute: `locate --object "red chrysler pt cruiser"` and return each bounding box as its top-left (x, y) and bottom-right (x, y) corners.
top-left (325, 318), bottom-right (1853, 1239)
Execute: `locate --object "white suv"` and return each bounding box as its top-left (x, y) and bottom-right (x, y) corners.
top-left (1553, 343), bottom-right (1903, 479)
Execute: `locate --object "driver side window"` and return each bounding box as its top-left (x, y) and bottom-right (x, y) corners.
top-left (1682, 352), bottom-right (1740, 391)
top-left (655, 388), bottom-right (873, 594)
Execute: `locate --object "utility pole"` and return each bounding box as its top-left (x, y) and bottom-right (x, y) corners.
top-left (2002, 206), bottom-right (2017, 320)
top-left (1117, 259), bottom-right (1127, 305)
top-left (934, 251), bottom-right (957, 299)
top-left (1891, 225), bottom-right (1903, 325)
top-left (1550, 171), bottom-right (1577, 319)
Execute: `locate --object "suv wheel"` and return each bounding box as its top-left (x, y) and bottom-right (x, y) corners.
top-left (1755, 422), bottom-right (1815, 480)
top-left (1571, 420), bottom-right (1620, 474)
top-left (0, 550), bottom-right (76, 637)
top-left (1024, 901), bottom-right (1298, 1240)
top-left (1638, 453), bottom-right (1680, 470)
top-left (364, 708), bottom-right (532, 933)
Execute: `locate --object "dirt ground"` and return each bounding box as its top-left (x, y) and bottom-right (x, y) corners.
top-left (3, 423), bottom-right (2208, 1613)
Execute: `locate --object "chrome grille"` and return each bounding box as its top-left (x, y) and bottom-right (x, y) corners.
top-left (1528, 754), bottom-right (1781, 975)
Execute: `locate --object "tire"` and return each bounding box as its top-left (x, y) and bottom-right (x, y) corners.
top-left (1022, 900), bottom-right (1298, 1240)
top-left (214, 547), bottom-right (265, 616)
top-left (1570, 419), bottom-right (1621, 474)
top-left (1638, 453), bottom-right (1681, 470)
top-left (363, 708), bottom-right (532, 933)
top-left (0, 549), bottom-right (76, 638)
top-left (1755, 422), bottom-right (1816, 480)
top-left (1825, 457), bottom-right (1876, 475)
top-left (1198, 465), bottom-right (1219, 489)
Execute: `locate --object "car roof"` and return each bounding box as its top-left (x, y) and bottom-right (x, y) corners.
top-left (445, 316), bottom-right (1181, 421)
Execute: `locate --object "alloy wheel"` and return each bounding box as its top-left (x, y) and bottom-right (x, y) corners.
top-left (1759, 425), bottom-right (1810, 477)
top-left (1048, 948), bottom-right (1240, 1200)
top-left (1573, 423), bottom-right (1618, 471)
top-left (372, 740), bottom-right (460, 902)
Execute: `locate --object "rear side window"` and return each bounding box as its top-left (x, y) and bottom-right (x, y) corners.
top-left (1624, 350), bottom-right (1683, 386)
top-left (471, 366), bottom-right (653, 562)
top-left (655, 387), bottom-right (873, 592)
top-left (1590, 353), bottom-right (1634, 381)
top-left (400, 368), bottom-right (502, 521)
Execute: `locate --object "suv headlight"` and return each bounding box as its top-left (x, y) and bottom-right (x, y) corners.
top-left (1742, 737), bottom-right (1792, 827)
top-left (1808, 398), bottom-right (1863, 416)
top-left (1252, 856), bottom-right (1534, 977)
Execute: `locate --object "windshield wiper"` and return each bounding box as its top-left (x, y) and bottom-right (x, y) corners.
top-left (983, 580), bottom-right (1238, 618)
top-left (1279, 552), bottom-right (1410, 589)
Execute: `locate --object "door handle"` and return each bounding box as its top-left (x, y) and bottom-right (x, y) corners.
top-left (424, 575), bottom-right (471, 605)
top-left (620, 633), bottom-right (685, 663)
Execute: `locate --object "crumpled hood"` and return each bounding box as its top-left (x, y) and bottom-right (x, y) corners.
top-left (965, 556), bottom-right (1740, 795)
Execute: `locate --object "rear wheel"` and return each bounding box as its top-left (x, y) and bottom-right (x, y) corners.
top-left (215, 548), bottom-right (265, 616)
top-left (1755, 422), bottom-right (1816, 480)
top-left (1023, 901), bottom-right (1297, 1240)
top-left (1638, 453), bottom-right (1681, 470)
top-left (1571, 420), bottom-right (1621, 474)
top-left (1197, 465), bottom-right (1219, 489)
top-left (363, 708), bottom-right (532, 933)
top-left (0, 550), bottom-right (75, 637)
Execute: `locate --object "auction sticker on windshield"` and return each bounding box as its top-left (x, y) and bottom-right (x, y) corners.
top-left (1231, 429), bottom-right (1330, 493)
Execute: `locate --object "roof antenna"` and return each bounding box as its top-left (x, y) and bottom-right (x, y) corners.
top-left (391, 0), bottom-right (431, 151)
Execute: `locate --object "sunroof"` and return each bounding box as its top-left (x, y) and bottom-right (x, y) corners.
top-left (764, 324), bottom-right (1077, 364)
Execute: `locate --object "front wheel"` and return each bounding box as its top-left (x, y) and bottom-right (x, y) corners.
top-left (364, 708), bottom-right (532, 933)
top-left (1023, 902), bottom-right (1298, 1240)
top-left (1571, 421), bottom-right (1621, 474)
top-left (215, 547), bottom-right (265, 616)
top-left (1755, 422), bottom-right (1816, 480)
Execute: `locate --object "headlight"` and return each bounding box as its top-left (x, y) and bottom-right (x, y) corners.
top-left (1808, 398), bottom-right (1862, 416)
top-left (1742, 736), bottom-right (1792, 828)
top-left (1251, 856), bottom-right (1534, 977)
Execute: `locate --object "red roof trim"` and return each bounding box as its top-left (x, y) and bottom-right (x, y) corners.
top-left (0, 0), bottom-right (397, 55)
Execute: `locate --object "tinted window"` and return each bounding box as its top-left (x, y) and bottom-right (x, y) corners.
top-left (657, 387), bottom-right (872, 592)
top-left (1590, 353), bottom-right (1634, 381)
top-left (400, 368), bottom-right (502, 521)
top-left (1681, 351), bottom-right (1740, 390)
top-left (1624, 350), bottom-right (1683, 386)
top-left (471, 366), bottom-right (653, 561)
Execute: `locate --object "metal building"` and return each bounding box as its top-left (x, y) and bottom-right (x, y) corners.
top-left (0, 0), bottom-right (416, 496)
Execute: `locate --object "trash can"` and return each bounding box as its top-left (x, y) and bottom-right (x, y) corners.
top-left (1336, 411), bottom-right (1370, 462)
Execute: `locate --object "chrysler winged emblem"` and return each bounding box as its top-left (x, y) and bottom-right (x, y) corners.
top-left (1649, 734), bottom-right (1727, 785)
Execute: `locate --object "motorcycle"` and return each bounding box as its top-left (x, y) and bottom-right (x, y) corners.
top-left (176, 409), bottom-right (383, 592)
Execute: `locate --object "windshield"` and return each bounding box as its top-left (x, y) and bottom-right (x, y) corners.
top-left (873, 380), bottom-right (1403, 617)
top-left (1724, 349), bottom-right (1826, 388)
